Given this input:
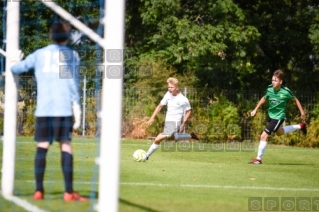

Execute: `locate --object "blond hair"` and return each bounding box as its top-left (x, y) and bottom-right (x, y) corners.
top-left (167, 77), bottom-right (179, 86)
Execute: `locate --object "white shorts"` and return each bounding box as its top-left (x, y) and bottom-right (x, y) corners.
top-left (162, 121), bottom-right (181, 137)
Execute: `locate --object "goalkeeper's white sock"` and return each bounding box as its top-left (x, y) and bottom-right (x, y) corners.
top-left (282, 125), bottom-right (301, 134)
top-left (256, 141), bottom-right (267, 160)
top-left (146, 143), bottom-right (159, 158)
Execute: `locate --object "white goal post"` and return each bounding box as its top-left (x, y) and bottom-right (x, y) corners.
top-left (98, 0), bottom-right (125, 210)
top-left (1, 1), bottom-right (20, 196)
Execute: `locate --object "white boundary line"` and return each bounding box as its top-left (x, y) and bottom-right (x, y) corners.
top-left (0, 190), bottom-right (48, 212)
top-left (10, 142), bottom-right (319, 151)
top-left (121, 182), bottom-right (319, 192)
top-left (180, 184), bottom-right (319, 191)
top-left (21, 181), bottom-right (319, 192)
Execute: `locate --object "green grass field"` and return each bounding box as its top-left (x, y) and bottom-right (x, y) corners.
top-left (1, 137), bottom-right (319, 212)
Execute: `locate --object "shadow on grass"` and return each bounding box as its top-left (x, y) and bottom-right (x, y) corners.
top-left (120, 198), bottom-right (159, 212)
top-left (276, 163), bottom-right (314, 166)
top-left (12, 192), bottom-right (64, 202)
top-left (15, 190), bottom-right (93, 200)
top-left (279, 163), bottom-right (314, 166)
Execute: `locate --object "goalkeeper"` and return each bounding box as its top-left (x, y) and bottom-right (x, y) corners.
top-left (11, 21), bottom-right (87, 201)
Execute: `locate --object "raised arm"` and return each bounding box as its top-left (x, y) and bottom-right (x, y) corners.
top-left (251, 97), bottom-right (266, 117)
top-left (293, 97), bottom-right (306, 121)
top-left (147, 104), bottom-right (164, 125)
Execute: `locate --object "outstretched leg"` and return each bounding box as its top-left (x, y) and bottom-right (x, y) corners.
top-left (144, 134), bottom-right (167, 160)
top-left (279, 122), bottom-right (307, 135)
top-left (249, 132), bottom-right (269, 165)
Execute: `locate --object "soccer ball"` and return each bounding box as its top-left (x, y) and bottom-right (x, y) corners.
top-left (133, 149), bottom-right (147, 162)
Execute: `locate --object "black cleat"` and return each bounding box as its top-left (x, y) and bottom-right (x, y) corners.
top-left (248, 158), bottom-right (262, 164)
top-left (300, 122), bottom-right (307, 135)
top-left (190, 132), bottom-right (200, 140)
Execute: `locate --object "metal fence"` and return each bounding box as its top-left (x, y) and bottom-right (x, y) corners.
top-left (0, 76), bottom-right (317, 140)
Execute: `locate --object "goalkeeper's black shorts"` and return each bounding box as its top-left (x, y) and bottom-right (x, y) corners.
top-left (34, 116), bottom-right (73, 144)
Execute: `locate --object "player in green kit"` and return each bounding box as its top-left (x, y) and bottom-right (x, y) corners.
top-left (248, 70), bottom-right (307, 164)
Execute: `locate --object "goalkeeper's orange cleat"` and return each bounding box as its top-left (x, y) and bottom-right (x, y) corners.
top-left (33, 191), bottom-right (44, 200)
top-left (63, 191), bottom-right (89, 202)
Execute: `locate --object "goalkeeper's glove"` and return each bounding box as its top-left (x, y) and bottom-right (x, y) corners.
top-left (72, 102), bottom-right (81, 130)
top-left (11, 50), bottom-right (24, 63)
top-left (2, 50), bottom-right (24, 76)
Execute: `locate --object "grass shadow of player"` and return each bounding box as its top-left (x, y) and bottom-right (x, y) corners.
top-left (279, 163), bottom-right (314, 166)
top-left (271, 163), bottom-right (314, 166)
top-left (119, 198), bottom-right (160, 212)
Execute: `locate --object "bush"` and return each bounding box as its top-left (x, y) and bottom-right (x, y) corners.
top-left (21, 99), bottom-right (36, 136)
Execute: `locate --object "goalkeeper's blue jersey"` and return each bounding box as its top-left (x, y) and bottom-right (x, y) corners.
top-left (11, 44), bottom-right (80, 117)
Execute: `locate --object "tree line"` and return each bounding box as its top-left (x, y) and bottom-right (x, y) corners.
top-left (0, 0), bottom-right (319, 92)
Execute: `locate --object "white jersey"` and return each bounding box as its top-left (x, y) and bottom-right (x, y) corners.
top-left (160, 91), bottom-right (191, 122)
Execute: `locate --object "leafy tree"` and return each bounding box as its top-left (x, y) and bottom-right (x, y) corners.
top-left (126, 0), bottom-right (319, 92)
top-left (0, 1), bottom-right (101, 76)
top-left (2, 0), bottom-right (319, 92)
top-left (125, 0), bottom-right (260, 90)
top-left (235, 0), bottom-right (319, 91)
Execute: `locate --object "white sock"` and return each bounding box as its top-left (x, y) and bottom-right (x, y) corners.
top-left (282, 125), bottom-right (301, 134)
top-left (257, 141), bottom-right (267, 160)
top-left (146, 143), bottom-right (159, 158)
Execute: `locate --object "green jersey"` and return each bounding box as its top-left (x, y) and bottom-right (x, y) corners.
top-left (264, 85), bottom-right (295, 120)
